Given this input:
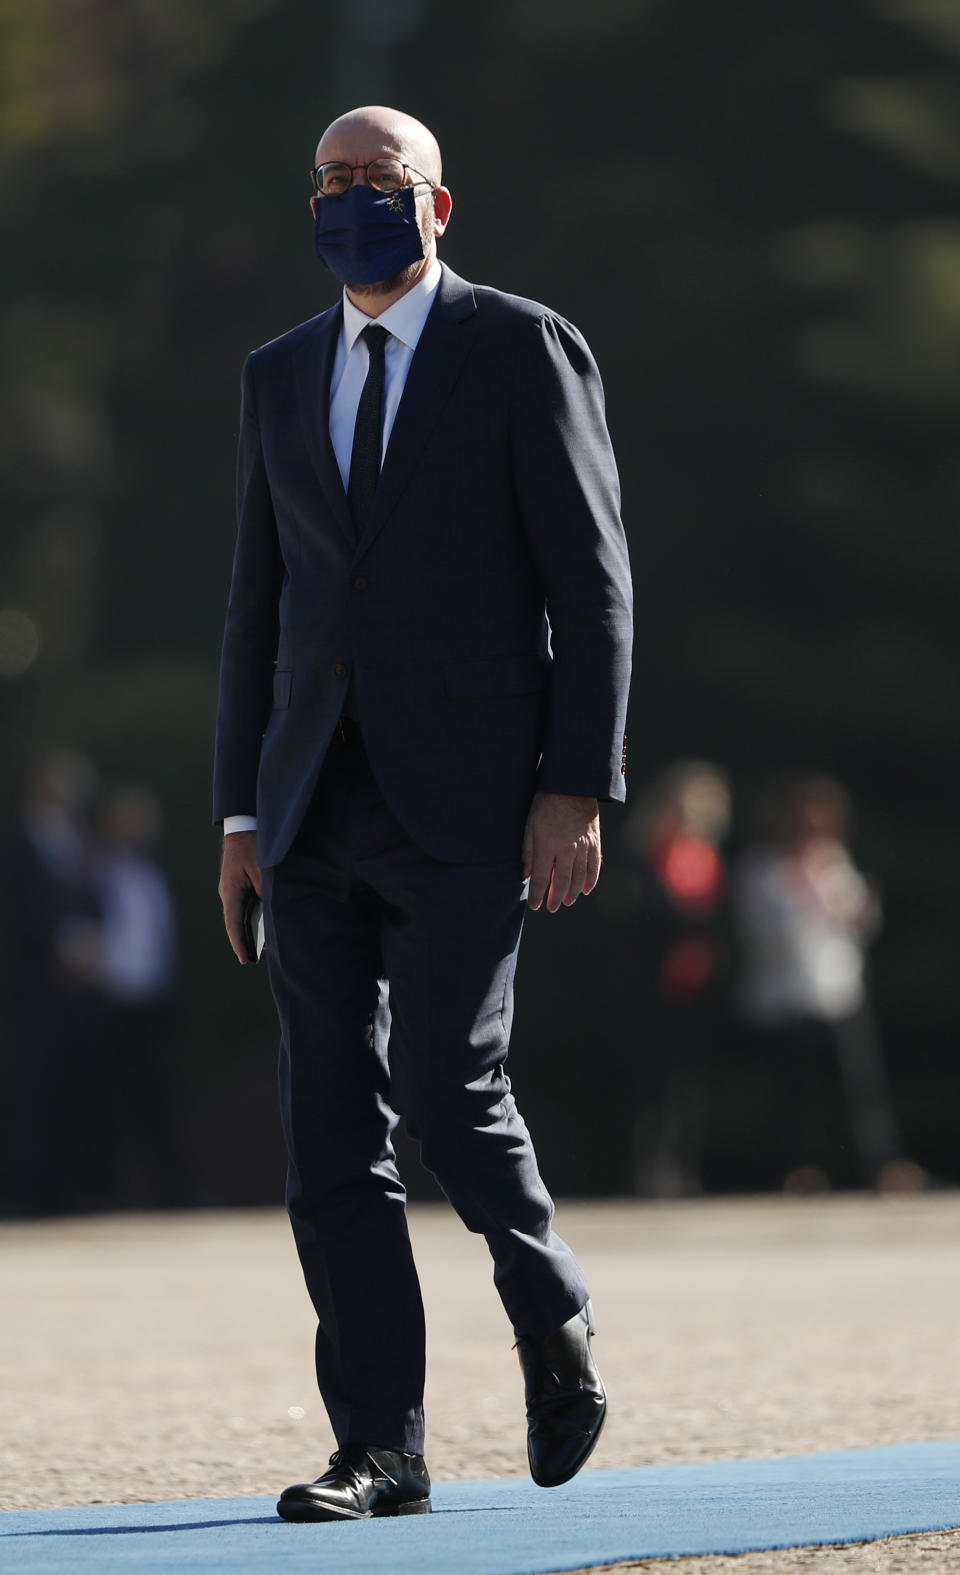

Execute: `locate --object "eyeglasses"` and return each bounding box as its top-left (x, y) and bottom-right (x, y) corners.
top-left (310, 158), bottom-right (436, 197)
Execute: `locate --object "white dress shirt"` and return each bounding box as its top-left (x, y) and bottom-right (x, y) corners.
top-left (224, 259), bottom-right (442, 837)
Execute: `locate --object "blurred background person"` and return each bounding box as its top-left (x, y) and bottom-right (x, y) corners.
top-left (608, 762), bottom-right (730, 1197)
top-left (94, 787), bottom-right (184, 1207)
top-left (1, 749), bottom-right (105, 1215)
top-left (733, 773), bottom-right (919, 1194)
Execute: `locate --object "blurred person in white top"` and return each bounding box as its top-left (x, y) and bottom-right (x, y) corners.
top-left (98, 790), bottom-right (176, 1003)
top-left (735, 776), bottom-right (877, 1027)
top-left (96, 788), bottom-right (185, 1205)
top-left (734, 775), bottom-right (919, 1194)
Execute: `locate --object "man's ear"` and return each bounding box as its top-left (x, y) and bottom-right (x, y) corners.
top-left (432, 186), bottom-right (452, 237)
top-left (310, 195), bottom-right (320, 219)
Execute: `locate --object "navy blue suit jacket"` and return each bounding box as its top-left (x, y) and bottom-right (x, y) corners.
top-left (213, 264), bottom-right (633, 868)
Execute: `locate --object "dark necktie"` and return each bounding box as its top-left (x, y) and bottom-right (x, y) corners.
top-left (347, 323), bottom-right (389, 536)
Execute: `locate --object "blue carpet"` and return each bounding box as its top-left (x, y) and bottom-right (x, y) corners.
top-left (3, 1441), bottom-right (960, 1574)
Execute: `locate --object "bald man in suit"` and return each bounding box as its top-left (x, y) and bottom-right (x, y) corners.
top-left (215, 105), bottom-right (632, 1522)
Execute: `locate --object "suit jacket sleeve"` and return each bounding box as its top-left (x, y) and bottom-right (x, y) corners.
top-left (510, 311), bottom-right (633, 801)
top-left (212, 354), bottom-right (284, 824)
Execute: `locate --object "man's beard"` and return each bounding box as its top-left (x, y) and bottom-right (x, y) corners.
top-left (344, 258), bottom-right (425, 297)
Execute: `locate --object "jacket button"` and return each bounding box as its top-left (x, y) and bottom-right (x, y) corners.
top-left (353, 575), bottom-right (368, 591)
top-left (333, 662), bottom-right (347, 679)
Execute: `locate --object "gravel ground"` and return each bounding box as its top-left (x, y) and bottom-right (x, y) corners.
top-left (3, 1193), bottom-right (960, 1574)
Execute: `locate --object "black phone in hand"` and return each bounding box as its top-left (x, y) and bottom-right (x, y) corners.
top-left (240, 887), bottom-right (265, 963)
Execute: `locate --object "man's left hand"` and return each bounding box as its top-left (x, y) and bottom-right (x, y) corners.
top-left (522, 792), bottom-right (601, 913)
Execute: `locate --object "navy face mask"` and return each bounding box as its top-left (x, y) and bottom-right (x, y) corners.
top-left (313, 184), bottom-right (425, 285)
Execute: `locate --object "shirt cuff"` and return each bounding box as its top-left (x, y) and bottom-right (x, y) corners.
top-left (223, 815), bottom-right (257, 835)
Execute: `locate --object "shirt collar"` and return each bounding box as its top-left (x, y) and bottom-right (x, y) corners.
top-left (341, 259), bottom-right (442, 354)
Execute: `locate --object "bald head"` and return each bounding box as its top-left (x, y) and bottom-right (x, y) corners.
top-left (315, 106), bottom-right (442, 186)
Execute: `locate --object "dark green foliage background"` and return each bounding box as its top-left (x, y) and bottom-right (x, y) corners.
top-left (1, 0), bottom-right (957, 1198)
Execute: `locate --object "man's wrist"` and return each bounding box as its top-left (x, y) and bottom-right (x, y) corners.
top-left (536, 791), bottom-right (598, 812)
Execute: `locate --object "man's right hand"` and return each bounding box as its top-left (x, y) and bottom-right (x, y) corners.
top-left (218, 830), bottom-right (262, 965)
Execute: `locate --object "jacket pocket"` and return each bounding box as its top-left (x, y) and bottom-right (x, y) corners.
top-left (272, 669), bottom-right (293, 708)
top-left (443, 655), bottom-right (549, 699)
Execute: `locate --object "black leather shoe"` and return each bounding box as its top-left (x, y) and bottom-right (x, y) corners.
top-left (277, 1443), bottom-right (431, 1522)
top-left (516, 1299), bottom-right (607, 1487)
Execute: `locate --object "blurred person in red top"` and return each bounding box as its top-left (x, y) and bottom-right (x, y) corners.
top-left (610, 762), bottom-right (730, 1196)
top-left (733, 774), bottom-right (919, 1194)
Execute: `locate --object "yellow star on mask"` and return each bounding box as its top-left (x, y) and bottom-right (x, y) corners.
top-left (386, 193), bottom-right (405, 212)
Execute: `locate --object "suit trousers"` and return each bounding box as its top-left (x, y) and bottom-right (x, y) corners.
top-left (261, 726), bottom-right (590, 1455)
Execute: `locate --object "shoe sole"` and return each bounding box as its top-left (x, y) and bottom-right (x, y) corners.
top-left (276, 1495), bottom-right (432, 1523)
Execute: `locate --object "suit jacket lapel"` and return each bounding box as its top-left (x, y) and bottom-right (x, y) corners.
top-left (293, 302), bottom-right (356, 550)
top-left (354, 266), bottom-right (478, 560)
